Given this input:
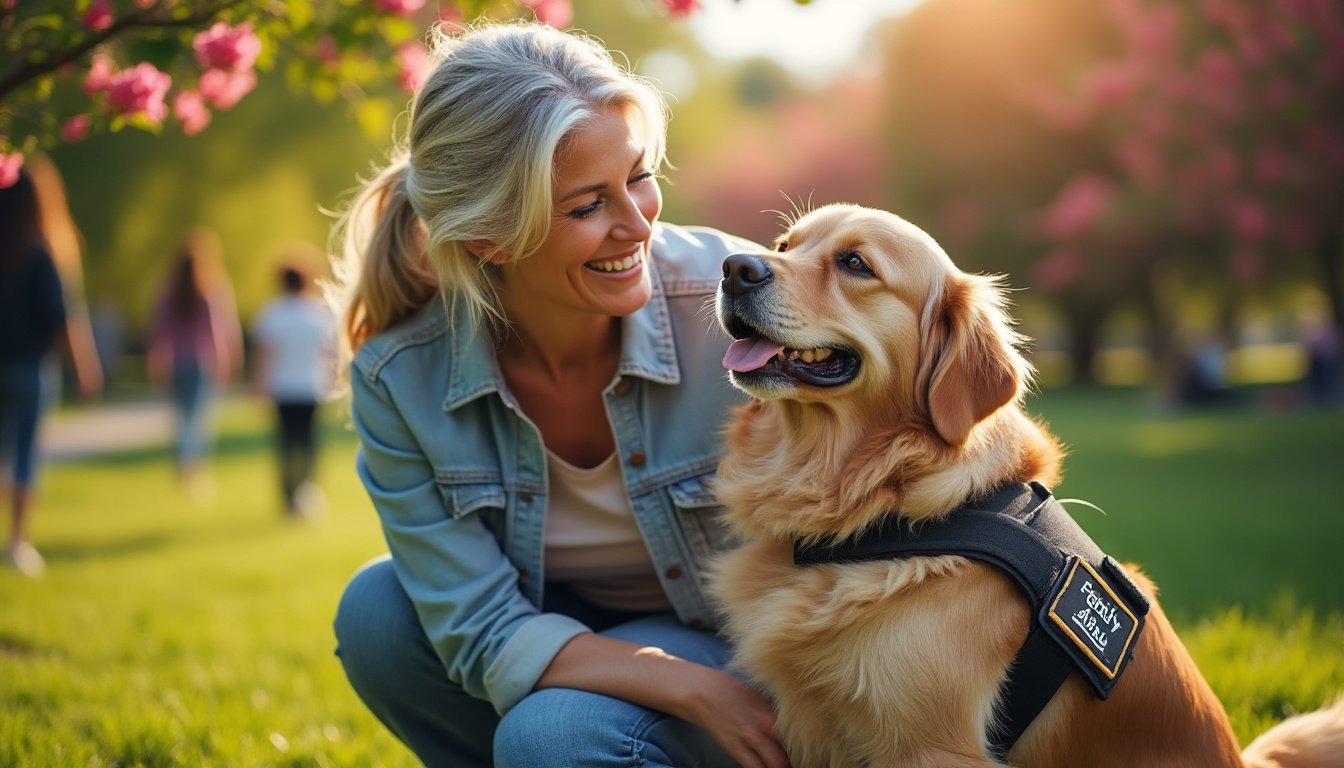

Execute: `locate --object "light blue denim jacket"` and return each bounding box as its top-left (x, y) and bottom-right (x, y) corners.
top-left (350, 223), bottom-right (756, 715)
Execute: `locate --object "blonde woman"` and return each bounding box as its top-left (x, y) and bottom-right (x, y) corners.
top-left (330, 21), bottom-right (789, 768)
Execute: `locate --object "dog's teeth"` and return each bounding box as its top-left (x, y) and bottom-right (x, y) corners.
top-left (787, 350), bottom-right (801, 360)
top-left (800, 349), bottom-right (815, 363)
top-left (815, 348), bottom-right (833, 361)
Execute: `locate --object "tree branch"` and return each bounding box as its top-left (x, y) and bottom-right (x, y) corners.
top-left (0, 0), bottom-right (251, 104)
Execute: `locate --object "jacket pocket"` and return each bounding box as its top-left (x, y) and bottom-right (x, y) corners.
top-left (668, 472), bottom-right (739, 559)
top-left (435, 480), bottom-right (507, 521)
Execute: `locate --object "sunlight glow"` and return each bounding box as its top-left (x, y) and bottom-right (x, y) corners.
top-left (687, 0), bottom-right (927, 85)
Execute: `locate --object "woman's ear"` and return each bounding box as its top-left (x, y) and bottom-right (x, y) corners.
top-left (466, 240), bottom-right (509, 265)
top-left (923, 274), bottom-right (1024, 447)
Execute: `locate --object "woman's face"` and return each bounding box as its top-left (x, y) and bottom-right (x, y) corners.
top-left (495, 106), bottom-right (662, 321)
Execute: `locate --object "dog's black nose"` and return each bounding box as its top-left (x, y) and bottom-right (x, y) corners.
top-left (722, 253), bottom-right (772, 296)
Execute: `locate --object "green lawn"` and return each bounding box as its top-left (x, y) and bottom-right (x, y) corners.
top-left (2, 390), bottom-right (1342, 765)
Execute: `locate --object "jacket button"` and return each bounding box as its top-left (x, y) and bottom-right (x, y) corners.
top-left (628, 452), bottom-right (646, 467)
top-left (613, 379), bottom-right (631, 396)
top-left (665, 564), bottom-right (683, 579)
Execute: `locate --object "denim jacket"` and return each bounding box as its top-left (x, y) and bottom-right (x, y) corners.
top-left (350, 223), bottom-right (756, 714)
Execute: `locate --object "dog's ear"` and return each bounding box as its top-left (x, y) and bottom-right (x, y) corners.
top-left (922, 274), bottom-right (1024, 447)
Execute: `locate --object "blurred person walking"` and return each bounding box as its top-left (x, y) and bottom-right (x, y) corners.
top-left (0, 164), bottom-right (101, 577)
top-left (147, 228), bottom-right (243, 494)
top-left (250, 251), bottom-right (338, 518)
top-left (27, 153), bottom-right (104, 400)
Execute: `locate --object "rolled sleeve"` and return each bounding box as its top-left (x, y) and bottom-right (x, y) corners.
top-left (350, 363), bottom-right (589, 713)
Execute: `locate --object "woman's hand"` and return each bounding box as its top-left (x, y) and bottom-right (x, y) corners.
top-left (672, 663), bottom-right (791, 768)
top-left (537, 633), bottom-right (791, 768)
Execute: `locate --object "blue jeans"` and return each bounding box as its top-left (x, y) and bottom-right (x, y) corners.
top-left (334, 557), bottom-right (739, 768)
top-left (170, 360), bottom-right (213, 465)
top-left (0, 362), bottom-right (44, 487)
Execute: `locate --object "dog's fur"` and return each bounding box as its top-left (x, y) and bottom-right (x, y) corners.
top-left (709, 203), bottom-right (1344, 767)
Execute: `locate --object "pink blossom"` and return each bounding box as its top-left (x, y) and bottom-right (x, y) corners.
top-left (173, 91), bottom-right (212, 135)
top-left (1037, 174), bottom-right (1115, 240)
top-left (438, 3), bottom-right (464, 26)
top-left (0, 150), bottom-right (22, 189)
top-left (1197, 49), bottom-right (1238, 89)
top-left (193, 22), bottom-right (262, 72)
top-left (524, 0), bottom-right (573, 28)
top-left (1231, 199), bottom-right (1269, 242)
top-left (316, 36), bottom-right (340, 67)
top-left (197, 68), bottom-right (256, 110)
top-left (106, 62), bottom-right (172, 123)
top-left (1114, 139), bottom-right (1162, 188)
top-left (61, 115), bottom-right (91, 143)
top-left (1030, 248), bottom-right (1083, 293)
top-left (663, 0), bottom-right (700, 16)
top-left (1253, 146), bottom-right (1292, 186)
top-left (397, 41), bottom-right (429, 94)
top-left (1083, 61), bottom-right (1137, 108)
top-left (376, 0), bottom-right (426, 15)
top-left (84, 53), bottom-right (115, 95)
top-left (81, 0), bottom-right (112, 31)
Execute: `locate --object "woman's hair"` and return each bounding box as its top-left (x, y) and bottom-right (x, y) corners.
top-left (0, 168), bottom-right (44, 275)
top-left (164, 228), bottom-right (224, 322)
top-left (329, 20), bottom-right (669, 354)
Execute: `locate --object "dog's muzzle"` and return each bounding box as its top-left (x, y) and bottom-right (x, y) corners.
top-left (721, 252), bottom-right (772, 297)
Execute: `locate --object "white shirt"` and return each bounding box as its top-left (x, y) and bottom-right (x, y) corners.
top-left (252, 294), bottom-right (338, 402)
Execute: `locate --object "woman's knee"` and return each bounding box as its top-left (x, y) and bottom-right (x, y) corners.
top-left (494, 688), bottom-right (646, 768)
top-left (333, 557), bottom-right (425, 690)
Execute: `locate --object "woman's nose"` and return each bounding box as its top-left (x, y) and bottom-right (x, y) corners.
top-left (612, 193), bottom-right (653, 242)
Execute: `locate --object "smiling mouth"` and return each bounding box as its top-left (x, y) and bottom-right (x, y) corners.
top-left (586, 250), bottom-right (643, 273)
top-left (721, 314), bottom-right (860, 387)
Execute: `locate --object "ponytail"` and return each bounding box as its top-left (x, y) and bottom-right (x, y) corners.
top-left (328, 156), bottom-right (439, 359)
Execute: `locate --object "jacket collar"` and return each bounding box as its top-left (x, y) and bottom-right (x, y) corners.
top-left (444, 241), bottom-right (681, 412)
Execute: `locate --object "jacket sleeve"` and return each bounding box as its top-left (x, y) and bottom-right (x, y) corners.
top-left (349, 362), bottom-right (589, 713)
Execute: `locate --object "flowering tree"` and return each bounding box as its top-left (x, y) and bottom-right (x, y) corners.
top-left (0, 0), bottom-right (710, 186)
top-left (1025, 0), bottom-right (1344, 370)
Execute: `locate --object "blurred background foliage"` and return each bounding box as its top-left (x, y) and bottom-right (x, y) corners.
top-left (31, 0), bottom-right (1344, 399)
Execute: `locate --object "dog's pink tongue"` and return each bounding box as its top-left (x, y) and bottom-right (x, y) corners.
top-left (723, 337), bottom-right (785, 372)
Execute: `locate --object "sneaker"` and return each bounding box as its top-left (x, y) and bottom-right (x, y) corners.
top-left (288, 482), bottom-right (328, 521)
top-left (3, 542), bottom-right (46, 578)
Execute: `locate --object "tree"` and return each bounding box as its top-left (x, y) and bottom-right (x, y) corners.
top-left (1026, 0), bottom-right (1344, 373)
top-left (0, 0), bottom-right (713, 186)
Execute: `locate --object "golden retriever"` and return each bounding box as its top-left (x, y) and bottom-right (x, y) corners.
top-left (708, 203), bottom-right (1344, 767)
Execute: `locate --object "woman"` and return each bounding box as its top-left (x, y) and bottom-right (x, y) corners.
top-left (147, 228), bottom-right (243, 490)
top-left (0, 166), bottom-right (99, 577)
top-left (330, 21), bottom-right (789, 768)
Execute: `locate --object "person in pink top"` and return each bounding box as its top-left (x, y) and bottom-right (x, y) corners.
top-left (147, 228), bottom-right (243, 491)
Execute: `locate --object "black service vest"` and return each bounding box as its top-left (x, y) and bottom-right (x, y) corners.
top-left (793, 481), bottom-right (1149, 759)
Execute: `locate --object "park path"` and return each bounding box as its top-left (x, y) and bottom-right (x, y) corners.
top-left (40, 399), bottom-right (175, 463)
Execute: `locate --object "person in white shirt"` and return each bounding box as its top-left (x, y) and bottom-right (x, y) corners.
top-left (251, 259), bottom-right (338, 517)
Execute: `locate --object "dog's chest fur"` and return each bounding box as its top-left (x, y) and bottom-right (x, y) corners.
top-left (711, 538), bottom-right (1031, 767)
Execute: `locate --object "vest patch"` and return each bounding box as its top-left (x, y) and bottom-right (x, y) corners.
top-left (1042, 557), bottom-right (1142, 696)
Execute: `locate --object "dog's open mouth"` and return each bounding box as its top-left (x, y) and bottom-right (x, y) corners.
top-left (722, 315), bottom-right (860, 387)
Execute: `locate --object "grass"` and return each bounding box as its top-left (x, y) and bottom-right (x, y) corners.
top-left (2, 389), bottom-right (1343, 764)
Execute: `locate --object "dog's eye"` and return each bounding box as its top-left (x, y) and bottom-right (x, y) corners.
top-left (841, 252), bottom-right (873, 275)
top-left (775, 241), bottom-right (789, 253)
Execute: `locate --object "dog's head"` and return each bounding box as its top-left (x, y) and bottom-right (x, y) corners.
top-left (717, 203), bottom-right (1029, 447)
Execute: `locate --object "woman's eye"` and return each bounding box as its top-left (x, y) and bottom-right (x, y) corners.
top-left (568, 201), bottom-right (601, 219)
top-left (842, 252), bottom-right (872, 274)
top-left (631, 170), bottom-right (656, 185)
